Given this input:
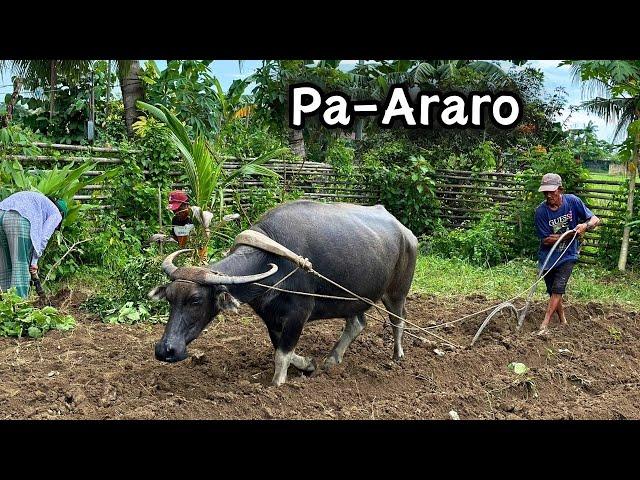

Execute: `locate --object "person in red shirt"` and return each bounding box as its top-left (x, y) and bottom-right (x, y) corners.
top-left (168, 190), bottom-right (194, 248)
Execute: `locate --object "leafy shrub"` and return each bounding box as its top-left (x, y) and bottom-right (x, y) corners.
top-left (0, 124), bottom-right (44, 156)
top-left (425, 212), bottom-right (513, 266)
top-left (359, 131), bottom-right (421, 168)
top-left (365, 155), bottom-right (441, 236)
top-left (325, 137), bottom-right (355, 176)
top-left (443, 140), bottom-right (498, 172)
top-left (220, 120), bottom-right (289, 159)
top-left (0, 289), bottom-right (75, 338)
top-left (104, 302), bottom-right (152, 324)
top-left (82, 253), bottom-right (170, 323)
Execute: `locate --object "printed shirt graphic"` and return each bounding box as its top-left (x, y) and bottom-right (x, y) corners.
top-left (534, 194), bottom-right (594, 269)
top-left (172, 214), bottom-right (194, 237)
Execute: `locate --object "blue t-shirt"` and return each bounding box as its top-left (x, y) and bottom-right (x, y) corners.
top-left (534, 194), bottom-right (594, 269)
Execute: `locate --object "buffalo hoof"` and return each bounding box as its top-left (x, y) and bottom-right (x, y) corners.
top-left (304, 358), bottom-right (318, 374)
top-left (322, 353), bottom-right (341, 371)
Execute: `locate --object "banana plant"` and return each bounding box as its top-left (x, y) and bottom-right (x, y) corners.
top-left (0, 160), bottom-right (120, 226)
top-left (136, 100), bottom-right (286, 262)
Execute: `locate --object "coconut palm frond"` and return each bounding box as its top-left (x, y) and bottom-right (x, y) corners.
top-left (611, 104), bottom-right (639, 142)
top-left (413, 62), bottom-right (438, 85)
top-left (222, 147), bottom-right (286, 188)
top-left (581, 97), bottom-right (624, 123)
top-left (581, 96), bottom-right (637, 142)
top-left (468, 60), bottom-right (512, 87)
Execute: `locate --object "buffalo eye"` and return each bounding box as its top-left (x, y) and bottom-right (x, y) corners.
top-left (188, 296), bottom-right (202, 306)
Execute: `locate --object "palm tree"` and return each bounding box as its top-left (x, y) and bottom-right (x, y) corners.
top-left (350, 60), bottom-right (516, 101)
top-left (0, 59), bottom-right (143, 136)
top-left (0, 60), bottom-right (91, 121)
top-left (566, 60), bottom-right (640, 270)
top-left (116, 60), bottom-right (143, 135)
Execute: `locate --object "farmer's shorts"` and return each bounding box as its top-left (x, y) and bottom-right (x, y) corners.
top-left (543, 260), bottom-right (576, 296)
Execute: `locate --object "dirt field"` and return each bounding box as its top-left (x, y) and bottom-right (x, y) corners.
top-left (1, 290), bottom-right (639, 420)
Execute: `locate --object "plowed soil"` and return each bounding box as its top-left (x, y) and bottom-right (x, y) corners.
top-left (2, 290), bottom-right (639, 420)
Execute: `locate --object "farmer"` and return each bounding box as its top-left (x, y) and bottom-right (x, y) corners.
top-left (168, 190), bottom-right (194, 247)
top-left (0, 191), bottom-right (67, 298)
top-left (534, 173), bottom-right (600, 335)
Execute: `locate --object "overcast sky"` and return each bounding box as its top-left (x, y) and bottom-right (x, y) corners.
top-left (1, 59), bottom-right (620, 143)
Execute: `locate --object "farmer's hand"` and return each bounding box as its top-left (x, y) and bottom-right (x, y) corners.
top-left (29, 265), bottom-right (38, 275)
top-left (574, 223), bottom-right (588, 236)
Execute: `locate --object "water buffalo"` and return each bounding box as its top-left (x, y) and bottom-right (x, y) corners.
top-left (149, 200), bottom-right (418, 386)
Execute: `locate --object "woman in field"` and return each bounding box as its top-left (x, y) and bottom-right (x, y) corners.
top-left (0, 191), bottom-right (67, 298)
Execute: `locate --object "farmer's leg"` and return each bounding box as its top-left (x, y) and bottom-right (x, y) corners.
top-left (539, 261), bottom-right (575, 333)
top-left (552, 261), bottom-right (575, 325)
top-left (557, 298), bottom-right (567, 325)
top-left (4, 211), bottom-right (32, 298)
top-left (540, 294), bottom-right (562, 333)
top-left (539, 268), bottom-right (558, 332)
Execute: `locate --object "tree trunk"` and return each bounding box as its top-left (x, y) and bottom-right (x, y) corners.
top-left (49, 60), bottom-right (57, 121)
top-left (1, 77), bottom-right (22, 127)
top-left (354, 59), bottom-right (365, 145)
top-left (119, 60), bottom-right (144, 136)
top-left (288, 128), bottom-right (306, 159)
top-left (106, 60), bottom-right (111, 120)
top-left (618, 136), bottom-right (639, 271)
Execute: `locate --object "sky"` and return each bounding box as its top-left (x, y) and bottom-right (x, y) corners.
top-left (0, 59), bottom-right (620, 143)
top-left (525, 60), bottom-right (617, 142)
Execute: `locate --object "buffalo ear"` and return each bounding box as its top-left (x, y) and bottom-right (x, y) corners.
top-left (216, 291), bottom-right (240, 313)
top-left (148, 285), bottom-right (168, 301)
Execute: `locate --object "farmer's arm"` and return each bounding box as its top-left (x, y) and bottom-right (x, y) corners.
top-left (29, 252), bottom-right (39, 274)
top-left (31, 211), bottom-right (63, 269)
top-left (573, 196), bottom-right (600, 236)
top-left (542, 233), bottom-right (564, 246)
top-left (575, 214), bottom-right (600, 235)
top-left (534, 207), bottom-right (558, 246)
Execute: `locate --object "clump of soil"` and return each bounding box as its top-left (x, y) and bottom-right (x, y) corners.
top-left (1, 291), bottom-right (639, 419)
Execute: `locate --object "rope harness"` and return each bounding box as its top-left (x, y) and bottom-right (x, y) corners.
top-left (233, 228), bottom-right (580, 350)
top-left (234, 230), bottom-right (461, 349)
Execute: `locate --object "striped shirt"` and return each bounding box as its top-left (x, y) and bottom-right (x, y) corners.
top-left (0, 191), bottom-right (62, 265)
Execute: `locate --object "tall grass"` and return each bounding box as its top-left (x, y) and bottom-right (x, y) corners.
top-left (412, 255), bottom-right (640, 309)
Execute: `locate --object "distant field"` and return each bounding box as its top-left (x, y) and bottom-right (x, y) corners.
top-left (589, 172), bottom-right (627, 182)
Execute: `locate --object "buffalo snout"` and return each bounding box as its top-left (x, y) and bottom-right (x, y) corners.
top-left (155, 340), bottom-right (188, 363)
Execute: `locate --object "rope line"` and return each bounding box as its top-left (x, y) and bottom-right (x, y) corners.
top-left (245, 229), bottom-right (578, 351)
top-left (424, 230), bottom-right (579, 331)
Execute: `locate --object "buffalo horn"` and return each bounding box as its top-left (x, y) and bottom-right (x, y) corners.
top-left (161, 249), bottom-right (193, 277)
top-left (201, 263), bottom-right (279, 285)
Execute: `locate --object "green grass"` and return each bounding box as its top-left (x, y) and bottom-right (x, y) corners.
top-left (412, 254), bottom-right (640, 309)
top-left (588, 171), bottom-right (627, 181)
top-left (585, 171), bottom-right (627, 192)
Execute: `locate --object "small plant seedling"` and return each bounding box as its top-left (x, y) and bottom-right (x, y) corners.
top-left (507, 362), bottom-right (538, 399)
top-left (508, 362), bottom-right (529, 375)
top-left (608, 325), bottom-right (622, 342)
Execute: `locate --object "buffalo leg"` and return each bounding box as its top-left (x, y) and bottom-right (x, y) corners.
top-left (290, 353), bottom-right (316, 372)
top-left (323, 314), bottom-right (366, 369)
top-left (267, 323), bottom-right (315, 374)
top-left (272, 314), bottom-right (308, 386)
top-left (382, 296), bottom-right (406, 360)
